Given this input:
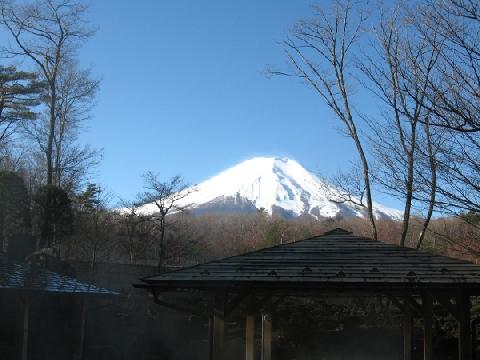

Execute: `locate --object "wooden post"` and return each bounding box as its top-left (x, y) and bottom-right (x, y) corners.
top-left (21, 297), bottom-right (30, 360)
top-left (422, 294), bottom-right (433, 360)
top-left (211, 291), bottom-right (226, 360)
top-left (403, 306), bottom-right (413, 360)
top-left (76, 297), bottom-right (88, 360)
top-left (208, 315), bottom-right (214, 360)
top-left (458, 293), bottom-right (472, 360)
top-left (245, 313), bottom-right (255, 360)
top-left (472, 319), bottom-right (479, 360)
top-left (261, 312), bottom-right (272, 360)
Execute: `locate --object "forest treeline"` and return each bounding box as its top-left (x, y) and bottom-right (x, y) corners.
top-left (0, 0), bottom-right (479, 271)
top-left (61, 211), bottom-right (480, 269)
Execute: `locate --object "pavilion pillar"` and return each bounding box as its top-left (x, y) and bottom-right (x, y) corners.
top-left (74, 296), bottom-right (88, 360)
top-left (210, 291), bottom-right (226, 360)
top-left (472, 319), bottom-right (479, 360)
top-left (21, 296), bottom-right (31, 360)
top-left (245, 313), bottom-right (255, 360)
top-left (422, 294), bottom-right (433, 360)
top-left (261, 312), bottom-right (272, 360)
top-left (458, 293), bottom-right (472, 360)
top-left (403, 306), bottom-right (413, 360)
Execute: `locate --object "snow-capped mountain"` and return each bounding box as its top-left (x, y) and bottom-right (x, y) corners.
top-left (138, 157), bottom-right (402, 220)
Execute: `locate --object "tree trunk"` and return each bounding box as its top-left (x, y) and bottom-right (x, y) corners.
top-left (416, 122), bottom-right (437, 249)
top-left (353, 132), bottom-right (378, 240)
top-left (46, 85), bottom-right (56, 186)
top-left (400, 173), bottom-right (414, 247)
top-left (400, 124), bottom-right (418, 247)
top-left (158, 217), bottom-right (166, 272)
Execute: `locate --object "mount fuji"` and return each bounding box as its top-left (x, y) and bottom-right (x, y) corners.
top-left (138, 157), bottom-right (402, 220)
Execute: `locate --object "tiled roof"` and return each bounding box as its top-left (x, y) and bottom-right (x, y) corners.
top-left (140, 229), bottom-right (480, 292)
top-left (0, 253), bottom-right (117, 295)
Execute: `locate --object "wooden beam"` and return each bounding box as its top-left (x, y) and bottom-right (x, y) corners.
top-left (21, 297), bottom-right (30, 360)
top-left (405, 295), bottom-right (423, 317)
top-left (225, 290), bottom-right (251, 317)
top-left (272, 295), bottom-right (287, 309)
top-left (403, 307), bottom-right (413, 360)
top-left (256, 293), bottom-right (273, 310)
top-left (422, 293), bottom-right (433, 360)
top-left (458, 293), bottom-right (472, 360)
top-left (261, 312), bottom-right (272, 360)
top-left (154, 296), bottom-right (205, 317)
top-left (388, 295), bottom-right (408, 315)
top-left (245, 313), bottom-right (255, 360)
top-left (435, 294), bottom-right (460, 320)
top-left (211, 291), bottom-right (226, 360)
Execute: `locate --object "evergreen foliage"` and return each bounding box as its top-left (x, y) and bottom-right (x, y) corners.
top-left (0, 171), bottom-right (32, 258)
top-left (76, 183), bottom-right (101, 213)
top-left (0, 65), bottom-right (43, 143)
top-left (33, 185), bottom-right (73, 249)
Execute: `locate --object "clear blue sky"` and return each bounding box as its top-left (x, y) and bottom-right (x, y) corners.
top-left (77, 0), bottom-right (398, 208)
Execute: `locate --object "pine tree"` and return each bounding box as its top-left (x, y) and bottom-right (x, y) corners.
top-left (76, 183), bottom-right (101, 213)
top-left (0, 65), bottom-right (43, 145)
top-left (0, 171), bottom-right (32, 257)
top-left (33, 185), bottom-right (73, 249)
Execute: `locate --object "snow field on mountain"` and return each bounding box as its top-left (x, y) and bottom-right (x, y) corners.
top-left (138, 157), bottom-right (402, 220)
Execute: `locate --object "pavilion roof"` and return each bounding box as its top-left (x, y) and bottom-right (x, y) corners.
top-left (139, 228), bottom-right (480, 294)
top-left (0, 253), bottom-right (117, 295)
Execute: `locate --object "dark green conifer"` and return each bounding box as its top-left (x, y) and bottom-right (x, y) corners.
top-left (0, 171), bottom-right (32, 258)
top-left (33, 185), bottom-right (73, 249)
top-left (0, 65), bottom-right (44, 143)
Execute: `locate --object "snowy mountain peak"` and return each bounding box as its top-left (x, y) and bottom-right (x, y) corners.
top-left (139, 157), bottom-right (402, 220)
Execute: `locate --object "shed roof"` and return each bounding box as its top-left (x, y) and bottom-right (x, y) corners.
top-left (139, 229), bottom-right (480, 294)
top-left (0, 253), bottom-right (117, 295)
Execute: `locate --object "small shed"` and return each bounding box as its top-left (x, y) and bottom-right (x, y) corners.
top-left (137, 228), bottom-right (480, 360)
top-left (0, 253), bottom-right (117, 360)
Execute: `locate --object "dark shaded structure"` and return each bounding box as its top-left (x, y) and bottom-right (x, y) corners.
top-left (70, 261), bottom-right (211, 360)
top-left (137, 228), bottom-right (480, 360)
top-left (71, 261), bottom-right (157, 292)
top-left (0, 253), bottom-right (116, 360)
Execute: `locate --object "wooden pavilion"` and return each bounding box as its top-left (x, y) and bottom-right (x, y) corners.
top-left (0, 253), bottom-right (117, 360)
top-left (136, 228), bottom-right (480, 360)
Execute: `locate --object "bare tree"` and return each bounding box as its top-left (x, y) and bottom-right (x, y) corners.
top-left (272, 0), bottom-right (378, 239)
top-left (411, 0), bottom-right (480, 216)
top-left (117, 199), bottom-right (150, 264)
top-left (359, 5), bottom-right (440, 246)
top-left (320, 163), bottom-right (371, 211)
top-left (0, 0), bottom-right (94, 185)
top-left (414, 118), bottom-right (441, 248)
top-left (416, 0), bottom-right (480, 133)
top-left (52, 61), bottom-right (100, 190)
top-left (138, 172), bottom-right (195, 271)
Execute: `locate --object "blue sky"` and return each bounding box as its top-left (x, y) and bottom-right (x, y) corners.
top-left (76, 0), bottom-right (398, 208)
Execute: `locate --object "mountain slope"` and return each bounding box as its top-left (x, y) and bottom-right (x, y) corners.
top-left (139, 157), bottom-right (402, 220)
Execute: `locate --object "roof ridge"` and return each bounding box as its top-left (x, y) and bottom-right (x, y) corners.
top-left (323, 228), bottom-right (352, 236)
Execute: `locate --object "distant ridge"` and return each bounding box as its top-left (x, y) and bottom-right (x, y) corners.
top-left (138, 157), bottom-right (402, 220)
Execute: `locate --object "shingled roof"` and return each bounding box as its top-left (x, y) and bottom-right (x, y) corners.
top-left (139, 228), bottom-right (480, 293)
top-left (0, 253), bottom-right (117, 295)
